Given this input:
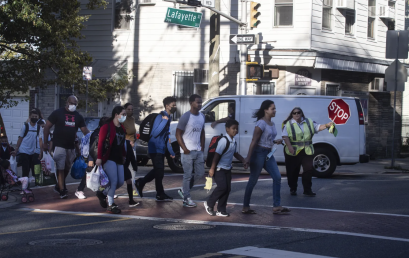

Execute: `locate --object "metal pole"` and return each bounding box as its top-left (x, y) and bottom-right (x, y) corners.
top-left (86, 80), bottom-right (88, 116)
top-left (208, 0), bottom-right (220, 98)
top-left (391, 33), bottom-right (400, 168)
top-left (239, 0), bottom-right (247, 95)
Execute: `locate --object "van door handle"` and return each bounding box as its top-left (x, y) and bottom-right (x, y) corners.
top-left (244, 130), bottom-right (248, 134)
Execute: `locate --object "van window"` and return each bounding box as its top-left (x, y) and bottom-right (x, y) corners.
top-left (203, 101), bottom-right (235, 123)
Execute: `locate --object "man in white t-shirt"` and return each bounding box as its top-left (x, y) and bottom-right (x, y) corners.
top-left (176, 94), bottom-right (205, 208)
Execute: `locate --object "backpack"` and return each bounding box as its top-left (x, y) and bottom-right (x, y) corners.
top-left (205, 135), bottom-right (230, 168)
top-left (89, 125), bottom-right (110, 161)
top-left (23, 123), bottom-right (42, 148)
top-left (139, 113), bottom-right (161, 142)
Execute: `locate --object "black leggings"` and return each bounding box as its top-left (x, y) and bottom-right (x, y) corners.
top-left (20, 153), bottom-right (40, 178)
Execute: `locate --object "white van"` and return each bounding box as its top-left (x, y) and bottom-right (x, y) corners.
top-left (163, 95), bottom-right (368, 177)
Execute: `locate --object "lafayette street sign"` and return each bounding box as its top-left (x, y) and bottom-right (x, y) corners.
top-left (229, 34), bottom-right (255, 45)
top-left (164, 7), bottom-right (202, 28)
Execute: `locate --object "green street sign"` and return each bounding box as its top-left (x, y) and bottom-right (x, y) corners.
top-left (164, 7), bottom-right (202, 28)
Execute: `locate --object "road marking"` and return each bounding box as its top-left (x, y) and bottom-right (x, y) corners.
top-left (15, 208), bottom-right (409, 243)
top-left (0, 217), bottom-right (129, 236)
top-left (190, 253), bottom-right (223, 258)
top-left (220, 246), bottom-right (336, 258)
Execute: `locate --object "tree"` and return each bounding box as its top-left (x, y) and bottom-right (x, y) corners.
top-left (0, 0), bottom-right (130, 109)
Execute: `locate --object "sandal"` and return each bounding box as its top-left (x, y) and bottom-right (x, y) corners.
top-left (242, 209), bottom-right (257, 214)
top-left (273, 207), bottom-right (291, 215)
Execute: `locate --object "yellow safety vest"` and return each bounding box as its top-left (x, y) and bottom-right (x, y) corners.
top-left (284, 118), bottom-right (315, 156)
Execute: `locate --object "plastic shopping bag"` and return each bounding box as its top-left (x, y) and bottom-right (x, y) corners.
top-left (86, 165), bottom-right (100, 192)
top-left (71, 156), bottom-right (87, 179)
top-left (9, 156), bottom-right (17, 174)
top-left (204, 177), bottom-right (213, 193)
top-left (44, 152), bottom-right (54, 172)
top-left (99, 166), bottom-right (110, 188)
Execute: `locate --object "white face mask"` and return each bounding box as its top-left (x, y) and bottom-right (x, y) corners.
top-left (68, 105), bottom-right (76, 112)
top-left (118, 115), bottom-right (126, 123)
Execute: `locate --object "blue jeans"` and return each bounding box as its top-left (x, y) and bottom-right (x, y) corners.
top-left (103, 160), bottom-right (124, 206)
top-left (181, 151), bottom-right (205, 200)
top-left (243, 146), bottom-right (281, 208)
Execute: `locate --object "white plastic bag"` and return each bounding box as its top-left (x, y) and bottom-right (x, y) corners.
top-left (86, 166), bottom-right (100, 192)
top-left (43, 152), bottom-right (54, 172)
top-left (9, 156), bottom-right (17, 173)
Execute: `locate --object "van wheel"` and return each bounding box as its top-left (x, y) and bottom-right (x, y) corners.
top-left (166, 152), bottom-right (184, 173)
top-left (312, 148), bottom-right (336, 178)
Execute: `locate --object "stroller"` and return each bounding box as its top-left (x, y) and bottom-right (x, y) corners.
top-left (0, 161), bottom-right (35, 203)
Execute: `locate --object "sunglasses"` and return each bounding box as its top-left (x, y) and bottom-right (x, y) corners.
top-left (292, 111), bottom-right (301, 115)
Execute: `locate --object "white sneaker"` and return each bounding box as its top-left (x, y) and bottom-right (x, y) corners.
top-left (29, 176), bottom-right (35, 183)
top-left (114, 194), bottom-right (118, 199)
top-left (183, 197), bottom-right (197, 208)
top-left (75, 191), bottom-right (87, 199)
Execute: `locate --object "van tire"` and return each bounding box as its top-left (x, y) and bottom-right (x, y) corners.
top-left (166, 152), bottom-right (184, 173)
top-left (312, 147), bottom-right (337, 178)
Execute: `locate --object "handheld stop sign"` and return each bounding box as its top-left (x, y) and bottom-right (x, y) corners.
top-left (328, 99), bottom-right (351, 125)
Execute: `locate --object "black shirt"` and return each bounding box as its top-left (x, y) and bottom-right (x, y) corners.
top-left (108, 126), bottom-right (125, 164)
top-left (48, 108), bottom-right (86, 149)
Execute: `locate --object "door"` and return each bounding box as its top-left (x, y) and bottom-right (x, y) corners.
top-left (0, 98), bottom-right (30, 144)
top-left (201, 99), bottom-right (238, 159)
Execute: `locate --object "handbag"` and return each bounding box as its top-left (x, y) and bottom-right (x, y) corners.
top-left (70, 156), bottom-right (87, 179)
top-left (86, 165), bottom-right (100, 192)
top-left (35, 164), bottom-right (57, 186)
top-left (9, 156), bottom-right (17, 173)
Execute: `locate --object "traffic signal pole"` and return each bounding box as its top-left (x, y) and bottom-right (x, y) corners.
top-left (239, 0), bottom-right (247, 95)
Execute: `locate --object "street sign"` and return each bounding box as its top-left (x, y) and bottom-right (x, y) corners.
top-left (201, 0), bottom-right (215, 8)
top-left (164, 7), bottom-right (202, 28)
top-left (328, 99), bottom-right (351, 125)
top-left (82, 66), bottom-right (92, 81)
top-left (386, 30), bottom-right (409, 59)
top-left (385, 60), bottom-right (407, 91)
top-left (229, 34), bottom-right (255, 45)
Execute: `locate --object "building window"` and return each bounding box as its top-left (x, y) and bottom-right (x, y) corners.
top-left (58, 86), bottom-right (73, 109)
top-left (114, 0), bottom-right (133, 30)
top-left (253, 82), bottom-right (275, 95)
top-left (345, 10), bottom-right (355, 35)
top-left (322, 0), bottom-right (332, 30)
top-left (274, 0), bottom-right (293, 26)
top-left (367, 0), bottom-right (376, 39)
top-left (174, 71), bottom-right (194, 120)
top-left (325, 83), bottom-right (340, 96)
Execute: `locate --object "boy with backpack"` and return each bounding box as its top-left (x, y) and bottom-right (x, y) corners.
top-left (204, 119), bottom-right (247, 217)
top-left (134, 97), bottom-right (177, 201)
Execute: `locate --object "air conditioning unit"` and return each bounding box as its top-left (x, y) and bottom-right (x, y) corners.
top-left (369, 78), bottom-right (386, 92)
top-left (194, 69), bottom-right (209, 84)
top-left (323, 0), bottom-right (333, 6)
top-left (337, 0), bottom-right (355, 9)
top-left (139, 0), bottom-right (156, 5)
top-left (379, 6), bottom-right (395, 19)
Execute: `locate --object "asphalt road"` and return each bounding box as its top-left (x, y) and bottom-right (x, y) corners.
top-left (1, 165), bottom-right (409, 258)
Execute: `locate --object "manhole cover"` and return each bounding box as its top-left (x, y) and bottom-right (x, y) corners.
top-left (153, 223), bottom-right (215, 230)
top-left (28, 239), bottom-right (103, 246)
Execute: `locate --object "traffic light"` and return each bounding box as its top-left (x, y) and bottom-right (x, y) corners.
top-left (187, 0), bottom-right (202, 7)
top-left (250, 2), bottom-right (261, 28)
top-left (246, 62), bottom-right (264, 81)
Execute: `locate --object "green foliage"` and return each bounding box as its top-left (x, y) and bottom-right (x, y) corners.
top-left (0, 0), bottom-right (128, 109)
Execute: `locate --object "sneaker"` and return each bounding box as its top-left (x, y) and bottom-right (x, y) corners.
top-left (156, 193), bottom-right (173, 202)
top-left (60, 190), bottom-right (68, 199)
top-left (20, 191), bottom-right (25, 195)
top-left (114, 194), bottom-right (118, 199)
top-left (106, 205), bottom-right (121, 214)
top-left (24, 189), bottom-right (32, 194)
top-left (111, 203), bottom-right (119, 208)
top-left (177, 189), bottom-right (184, 199)
top-left (134, 179), bottom-right (144, 198)
top-left (183, 197), bottom-right (197, 208)
top-left (204, 201), bottom-right (215, 216)
top-left (96, 191), bottom-right (107, 208)
top-left (29, 176), bottom-right (35, 183)
top-left (129, 200), bottom-right (140, 207)
top-left (75, 190), bottom-right (87, 199)
top-left (133, 190), bottom-right (138, 196)
top-left (216, 211), bottom-right (230, 217)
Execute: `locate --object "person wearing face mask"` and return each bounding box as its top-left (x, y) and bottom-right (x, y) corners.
top-left (95, 106), bottom-right (127, 214)
top-left (134, 97), bottom-right (176, 202)
top-left (43, 95), bottom-right (89, 199)
top-left (15, 110), bottom-right (41, 179)
top-left (0, 136), bottom-right (15, 160)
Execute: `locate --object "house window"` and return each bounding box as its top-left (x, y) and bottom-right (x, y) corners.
top-left (274, 0), bottom-right (293, 26)
top-left (345, 10), bottom-right (355, 35)
top-left (114, 0), bottom-right (133, 30)
top-left (253, 82), bottom-right (275, 95)
top-left (174, 71), bottom-right (194, 120)
top-left (367, 0), bottom-right (376, 39)
top-left (325, 83), bottom-right (340, 96)
top-left (322, 0), bottom-right (332, 30)
top-left (58, 86), bottom-right (73, 109)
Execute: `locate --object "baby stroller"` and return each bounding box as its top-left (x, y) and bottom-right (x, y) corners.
top-left (0, 163), bottom-right (35, 203)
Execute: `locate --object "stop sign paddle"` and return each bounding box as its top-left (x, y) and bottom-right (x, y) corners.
top-left (328, 99), bottom-right (351, 125)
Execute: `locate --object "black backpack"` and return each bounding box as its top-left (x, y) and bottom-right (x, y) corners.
top-left (139, 113), bottom-right (161, 142)
top-left (23, 123), bottom-right (42, 148)
top-left (89, 126), bottom-right (110, 161)
top-left (205, 135), bottom-right (230, 168)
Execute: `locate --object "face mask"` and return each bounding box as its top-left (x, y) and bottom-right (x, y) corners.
top-left (31, 118), bottom-right (38, 123)
top-left (1, 143), bottom-right (7, 146)
top-left (170, 107), bottom-right (177, 114)
top-left (68, 105), bottom-right (76, 112)
top-left (118, 115), bottom-right (126, 123)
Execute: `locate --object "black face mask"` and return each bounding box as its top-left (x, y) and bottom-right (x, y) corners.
top-left (1, 143), bottom-right (7, 146)
top-left (170, 107), bottom-right (177, 114)
top-left (31, 118), bottom-right (38, 123)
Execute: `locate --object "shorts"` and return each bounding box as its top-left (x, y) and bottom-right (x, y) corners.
top-left (53, 147), bottom-right (76, 171)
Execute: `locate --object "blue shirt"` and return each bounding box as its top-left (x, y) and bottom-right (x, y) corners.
top-left (19, 123), bottom-right (37, 155)
top-left (148, 111), bottom-right (175, 156)
top-left (215, 134), bottom-right (237, 170)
